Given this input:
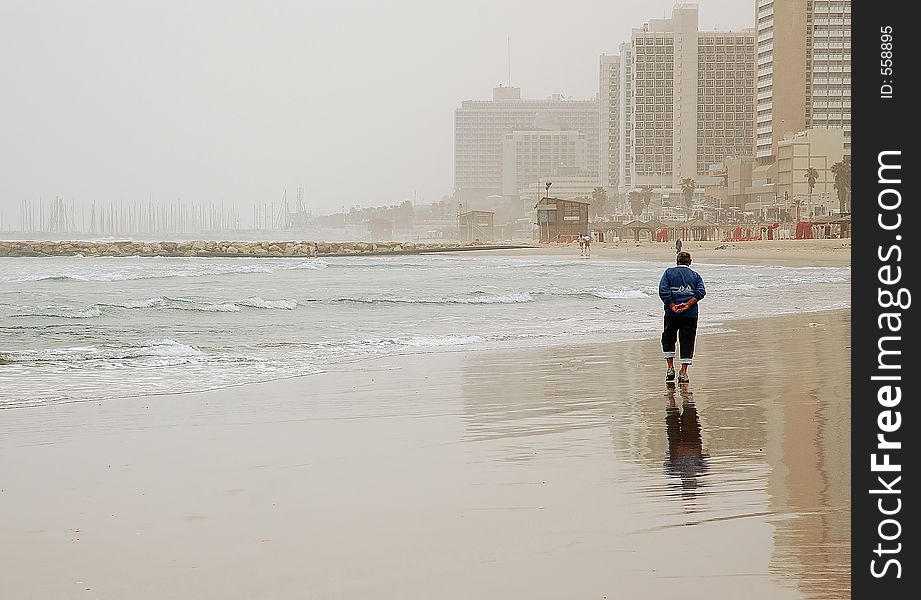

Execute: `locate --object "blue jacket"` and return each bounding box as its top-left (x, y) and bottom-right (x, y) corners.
top-left (658, 265), bottom-right (706, 317)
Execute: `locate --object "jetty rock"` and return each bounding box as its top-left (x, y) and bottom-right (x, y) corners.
top-left (0, 239), bottom-right (534, 258)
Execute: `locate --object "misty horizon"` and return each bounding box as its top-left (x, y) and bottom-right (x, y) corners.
top-left (1, 0), bottom-right (751, 223)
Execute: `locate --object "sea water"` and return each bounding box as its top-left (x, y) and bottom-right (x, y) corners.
top-left (0, 254), bottom-right (850, 408)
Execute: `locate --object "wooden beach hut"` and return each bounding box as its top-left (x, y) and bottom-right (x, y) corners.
top-left (459, 210), bottom-right (495, 243)
top-left (535, 197), bottom-right (590, 243)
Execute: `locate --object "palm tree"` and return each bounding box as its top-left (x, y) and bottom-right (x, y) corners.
top-left (640, 185), bottom-right (655, 220)
top-left (830, 157), bottom-right (851, 214)
top-left (628, 190), bottom-right (644, 218)
top-left (590, 186), bottom-right (608, 219)
top-left (679, 178), bottom-right (696, 219)
top-left (804, 167), bottom-right (819, 218)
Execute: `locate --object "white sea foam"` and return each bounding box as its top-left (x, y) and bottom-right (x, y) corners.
top-left (578, 288), bottom-right (650, 300)
top-left (366, 335), bottom-right (488, 348)
top-left (237, 297), bottom-right (298, 310)
top-left (285, 260), bottom-right (328, 270)
top-left (169, 297), bottom-right (241, 312)
top-left (0, 258), bottom-right (328, 283)
top-left (339, 292), bottom-right (533, 305)
top-left (97, 296), bottom-right (296, 311)
top-left (11, 305), bottom-right (102, 319)
top-left (99, 297), bottom-right (168, 309)
top-left (1, 253), bottom-right (852, 408)
top-left (1, 338), bottom-right (203, 363)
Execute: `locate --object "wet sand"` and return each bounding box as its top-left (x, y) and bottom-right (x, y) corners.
top-left (0, 310), bottom-right (850, 599)
top-left (477, 238), bottom-right (851, 267)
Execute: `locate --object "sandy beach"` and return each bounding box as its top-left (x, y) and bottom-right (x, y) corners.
top-left (0, 307), bottom-right (850, 599)
top-left (476, 238), bottom-right (851, 267)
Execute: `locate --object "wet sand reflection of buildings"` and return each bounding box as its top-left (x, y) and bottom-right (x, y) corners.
top-left (761, 317), bottom-right (850, 598)
top-left (458, 312), bottom-right (849, 599)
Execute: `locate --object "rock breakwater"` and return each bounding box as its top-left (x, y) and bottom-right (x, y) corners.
top-left (0, 240), bottom-right (531, 258)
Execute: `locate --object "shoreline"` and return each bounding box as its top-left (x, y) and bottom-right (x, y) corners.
top-left (0, 238), bottom-right (849, 266)
top-left (0, 309), bottom-right (850, 598)
top-left (471, 238), bottom-right (851, 267)
top-left (0, 306), bottom-right (848, 412)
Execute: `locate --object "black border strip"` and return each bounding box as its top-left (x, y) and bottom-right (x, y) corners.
top-left (852, 1), bottom-right (917, 596)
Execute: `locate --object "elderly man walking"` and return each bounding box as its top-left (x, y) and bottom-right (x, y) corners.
top-left (659, 251), bottom-right (706, 384)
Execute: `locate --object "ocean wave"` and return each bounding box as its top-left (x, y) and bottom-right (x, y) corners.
top-left (99, 297), bottom-right (168, 309)
top-left (236, 297), bottom-right (298, 310)
top-left (99, 296), bottom-right (240, 312)
top-left (285, 260), bottom-right (328, 271)
top-left (169, 298), bottom-right (240, 312)
top-left (365, 334), bottom-right (488, 348)
top-left (1, 338), bottom-right (204, 364)
top-left (96, 296), bottom-right (296, 311)
top-left (0, 258), bottom-right (328, 283)
top-left (336, 292), bottom-right (533, 305)
top-left (575, 288), bottom-right (650, 300)
top-left (11, 305), bottom-right (102, 319)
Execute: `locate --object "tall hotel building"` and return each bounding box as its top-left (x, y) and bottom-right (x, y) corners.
top-left (755, 0), bottom-right (851, 160)
top-left (454, 87), bottom-right (599, 203)
top-left (600, 4), bottom-right (755, 193)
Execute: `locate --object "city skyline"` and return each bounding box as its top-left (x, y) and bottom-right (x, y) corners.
top-left (1, 0), bottom-right (753, 222)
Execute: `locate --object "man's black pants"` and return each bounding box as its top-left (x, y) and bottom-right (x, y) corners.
top-left (661, 315), bottom-right (698, 365)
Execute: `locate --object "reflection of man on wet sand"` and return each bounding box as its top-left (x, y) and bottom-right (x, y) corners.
top-left (664, 387), bottom-right (708, 496)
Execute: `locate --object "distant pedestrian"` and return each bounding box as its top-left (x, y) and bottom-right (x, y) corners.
top-left (584, 233), bottom-right (592, 256)
top-left (578, 234), bottom-right (586, 256)
top-left (675, 238), bottom-right (683, 254)
top-left (659, 251), bottom-right (706, 384)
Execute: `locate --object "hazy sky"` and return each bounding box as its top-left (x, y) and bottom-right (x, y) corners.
top-left (1, 0), bottom-right (751, 218)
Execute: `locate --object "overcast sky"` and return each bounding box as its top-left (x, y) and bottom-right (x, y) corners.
top-left (0, 0), bottom-right (752, 219)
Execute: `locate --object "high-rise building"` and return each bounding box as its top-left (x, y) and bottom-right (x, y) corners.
top-left (617, 43), bottom-right (634, 194)
top-left (501, 127), bottom-right (587, 197)
top-left (755, 0), bottom-right (851, 160)
top-left (599, 54), bottom-right (620, 193)
top-left (601, 5), bottom-right (755, 193)
top-left (454, 87), bottom-right (599, 202)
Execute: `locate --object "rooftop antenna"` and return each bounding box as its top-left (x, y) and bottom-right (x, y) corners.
top-left (507, 35), bottom-right (511, 86)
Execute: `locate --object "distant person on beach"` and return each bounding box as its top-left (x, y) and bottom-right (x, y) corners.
top-left (675, 238), bottom-right (682, 254)
top-left (658, 251), bottom-right (706, 384)
top-left (583, 233), bottom-right (591, 256)
top-left (578, 234), bottom-right (586, 255)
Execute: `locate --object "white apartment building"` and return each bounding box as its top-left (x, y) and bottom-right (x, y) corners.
top-left (601, 4), bottom-right (754, 193)
top-left (809, 0), bottom-right (851, 154)
top-left (755, 0), bottom-right (851, 160)
top-left (599, 54), bottom-right (620, 193)
top-left (617, 43), bottom-right (634, 194)
top-left (501, 128), bottom-right (587, 196)
top-left (776, 128), bottom-right (845, 216)
top-left (454, 86), bottom-right (599, 202)
top-left (518, 174), bottom-right (600, 205)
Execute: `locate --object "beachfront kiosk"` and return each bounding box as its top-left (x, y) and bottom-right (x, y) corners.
top-left (458, 210), bottom-right (495, 243)
top-left (535, 196), bottom-right (590, 243)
